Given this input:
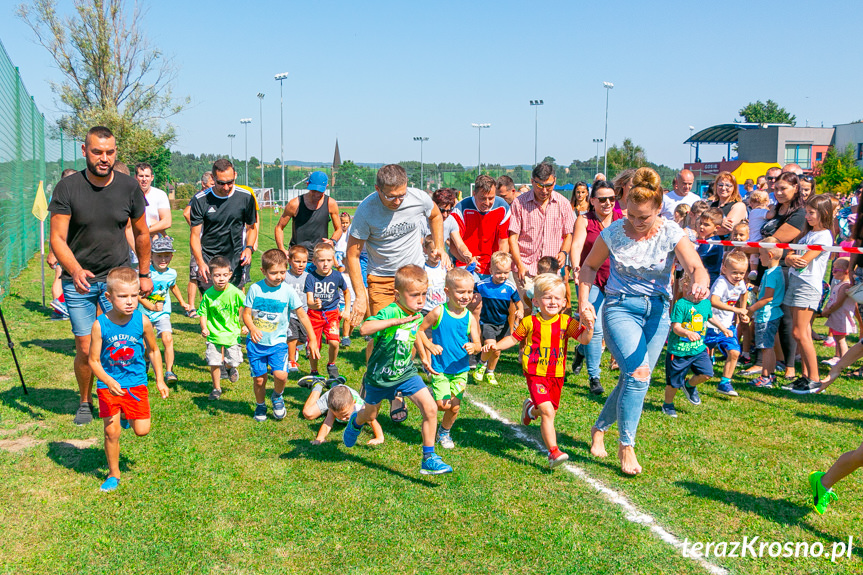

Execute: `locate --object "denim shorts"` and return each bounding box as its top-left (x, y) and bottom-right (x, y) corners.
top-left (362, 375), bottom-right (427, 405)
top-left (62, 280), bottom-right (112, 337)
top-left (783, 274), bottom-right (821, 310)
top-left (754, 318), bottom-right (780, 350)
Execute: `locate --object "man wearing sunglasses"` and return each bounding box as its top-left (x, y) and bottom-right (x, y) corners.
top-left (509, 162), bottom-right (576, 283)
top-left (765, 166), bottom-right (782, 205)
top-left (189, 158), bottom-right (258, 291)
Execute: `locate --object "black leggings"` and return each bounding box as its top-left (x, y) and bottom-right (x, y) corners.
top-left (777, 303), bottom-right (797, 370)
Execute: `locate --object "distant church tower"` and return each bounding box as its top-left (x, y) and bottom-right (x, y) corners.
top-left (332, 139), bottom-right (341, 191)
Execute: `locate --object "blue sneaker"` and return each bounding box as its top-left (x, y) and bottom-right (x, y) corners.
top-left (661, 403), bottom-right (678, 418)
top-left (717, 381), bottom-right (739, 397)
top-left (100, 476), bottom-right (120, 492)
top-left (253, 403), bottom-right (267, 422)
top-left (420, 453), bottom-right (453, 475)
top-left (682, 384), bottom-right (701, 406)
top-left (343, 413), bottom-right (363, 447)
top-left (120, 414), bottom-right (130, 429)
top-left (271, 394), bottom-right (286, 420)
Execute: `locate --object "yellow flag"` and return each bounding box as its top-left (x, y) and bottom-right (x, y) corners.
top-left (32, 180), bottom-right (48, 221)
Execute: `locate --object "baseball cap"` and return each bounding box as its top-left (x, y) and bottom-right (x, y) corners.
top-left (151, 235), bottom-right (175, 253)
top-left (307, 171), bottom-right (328, 192)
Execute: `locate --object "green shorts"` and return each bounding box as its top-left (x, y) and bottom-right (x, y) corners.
top-left (429, 372), bottom-right (468, 401)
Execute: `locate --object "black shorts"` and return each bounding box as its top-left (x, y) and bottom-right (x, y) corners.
top-left (665, 349), bottom-right (713, 389)
top-left (481, 322), bottom-right (509, 342)
top-left (287, 315), bottom-right (308, 343)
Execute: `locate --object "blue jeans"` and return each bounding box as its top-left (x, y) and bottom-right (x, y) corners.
top-left (62, 280), bottom-right (112, 337)
top-left (595, 293), bottom-right (670, 447)
top-left (583, 285), bottom-right (605, 379)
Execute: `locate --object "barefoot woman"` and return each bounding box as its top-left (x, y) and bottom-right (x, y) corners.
top-left (578, 168), bottom-right (709, 475)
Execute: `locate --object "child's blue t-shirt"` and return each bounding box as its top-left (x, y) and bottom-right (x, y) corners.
top-left (96, 310), bottom-right (147, 390)
top-left (696, 242), bottom-right (723, 285)
top-left (756, 265), bottom-right (785, 323)
top-left (244, 280), bottom-right (304, 347)
top-left (476, 278), bottom-right (520, 325)
top-left (304, 269), bottom-right (347, 312)
top-left (140, 266), bottom-right (176, 322)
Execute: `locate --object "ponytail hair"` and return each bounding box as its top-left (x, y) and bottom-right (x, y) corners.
top-left (627, 167), bottom-right (663, 209)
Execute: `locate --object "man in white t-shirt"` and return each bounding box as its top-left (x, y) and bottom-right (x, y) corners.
top-left (661, 169), bottom-right (699, 218)
top-left (136, 162), bottom-right (172, 236)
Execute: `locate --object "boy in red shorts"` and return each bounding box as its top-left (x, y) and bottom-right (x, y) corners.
top-left (89, 267), bottom-right (169, 492)
top-left (304, 243), bottom-right (350, 379)
top-left (484, 273), bottom-right (592, 468)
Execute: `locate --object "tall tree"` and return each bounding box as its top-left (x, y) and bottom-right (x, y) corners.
top-left (605, 138), bottom-right (647, 174)
top-left (815, 144), bottom-right (863, 195)
top-left (18, 0), bottom-right (188, 185)
top-left (737, 100), bottom-right (796, 125)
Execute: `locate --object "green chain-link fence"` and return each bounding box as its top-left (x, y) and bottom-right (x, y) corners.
top-left (0, 39), bottom-right (83, 301)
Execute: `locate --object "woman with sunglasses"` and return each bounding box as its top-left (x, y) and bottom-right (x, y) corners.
top-left (569, 180), bottom-right (621, 395)
top-left (710, 171), bottom-right (747, 240)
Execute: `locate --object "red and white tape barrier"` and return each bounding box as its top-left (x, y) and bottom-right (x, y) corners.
top-left (695, 239), bottom-right (861, 254)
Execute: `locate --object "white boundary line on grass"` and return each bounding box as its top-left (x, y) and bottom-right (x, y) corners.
top-left (466, 395), bottom-right (729, 575)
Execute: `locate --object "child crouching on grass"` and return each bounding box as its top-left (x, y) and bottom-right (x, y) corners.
top-left (89, 267), bottom-right (169, 492)
top-left (484, 273), bottom-right (592, 469)
top-left (343, 265), bottom-right (453, 476)
top-left (416, 268), bottom-right (481, 449)
top-left (303, 383), bottom-right (384, 445)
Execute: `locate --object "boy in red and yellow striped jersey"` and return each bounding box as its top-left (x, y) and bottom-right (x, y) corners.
top-left (484, 273), bottom-right (593, 468)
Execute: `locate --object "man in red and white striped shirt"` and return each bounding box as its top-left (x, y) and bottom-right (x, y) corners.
top-left (508, 163), bottom-right (576, 282)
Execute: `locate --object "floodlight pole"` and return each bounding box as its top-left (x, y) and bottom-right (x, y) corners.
top-left (471, 123), bottom-right (490, 175)
top-left (602, 81), bottom-right (613, 176)
top-left (240, 118), bottom-right (252, 185)
top-left (228, 134), bottom-right (236, 160)
top-left (413, 137), bottom-right (429, 189)
top-left (530, 100), bottom-right (543, 166)
top-left (593, 138), bottom-right (603, 176)
top-left (275, 72), bottom-right (289, 200)
top-left (689, 126), bottom-right (695, 163)
top-left (257, 93), bottom-right (265, 189)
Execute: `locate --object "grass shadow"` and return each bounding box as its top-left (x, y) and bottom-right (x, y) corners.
top-left (19, 338), bottom-right (76, 359)
top-left (279, 438), bottom-right (439, 486)
top-left (796, 411), bottom-right (863, 428)
top-left (46, 441), bottom-right (131, 477)
top-left (191, 394), bottom-right (252, 416)
top-left (0, 386), bottom-right (81, 418)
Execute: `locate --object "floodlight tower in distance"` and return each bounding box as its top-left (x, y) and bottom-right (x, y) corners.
top-left (602, 81), bottom-right (613, 176)
top-left (471, 123), bottom-right (490, 175)
top-left (274, 72), bottom-right (289, 198)
top-left (240, 118), bottom-right (252, 185)
top-left (257, 93), bottom-right (265, 189)
top-left (530, 100), bottom-right (543, 166)
top-left (413, 137), bottom-right (429, 189)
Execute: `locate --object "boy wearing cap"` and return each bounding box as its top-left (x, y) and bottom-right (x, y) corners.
top-left (138, 236), bottom-right (194, 383)
top-left (274, 170), bottom-right (343, 258)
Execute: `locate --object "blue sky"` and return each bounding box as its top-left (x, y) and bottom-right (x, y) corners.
top-left (2, 0), bottom-right (860, 169)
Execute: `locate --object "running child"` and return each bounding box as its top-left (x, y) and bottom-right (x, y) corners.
top-left (304, 243), bottom-right (350, 379)
top-left (809, 442), bottom-right (863, 514)
top-left (302, 382), bottom-right (383, 445)
top-left (198, 256), bottom-right (246, 400)
top-left (343, 264), bottom-right (453, 475)
top-left (473, 251), bottom-right (524, 386)
top-left (416, 268), bottom-right (481, 449)
top-left (745, 242), bottom-right (785, 388)
top-left (88, 267), bottom-right (169, 492)
top-left (704, 250), bottom-right (750, 397)
top-left (820, 257), bottom-right (856, 367)
top-left (243, 249), bottom-right (319, 422)
top-left (483, 273), bottom-right (593, 468)
top-left (422, 235), bottom-right (447, 315)
top-left (783, 195), bottom-right (834, 394)
top-left (283, 245), bottom-right (309, 372)
top-left (662, 272), bottom-right (714, 417)
top-left (137, 236), bottom-right (193, 383)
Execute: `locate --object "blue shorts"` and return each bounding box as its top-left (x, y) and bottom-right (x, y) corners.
top-left (754, 318), bottom-right (780, 350)
top-left (362, 375), bottom-right (427, 405)
top-left (704, 326), bottom-right (741, 357)
top-left (665, 349), bottom-right (713, 389)
top-left (62, 280), bottom-right (112, 337)
top-left (246, 340), bottom-right (289, 378)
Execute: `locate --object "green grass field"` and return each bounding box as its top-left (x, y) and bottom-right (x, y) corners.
top-left (0, 209), bottom-right (861, 574)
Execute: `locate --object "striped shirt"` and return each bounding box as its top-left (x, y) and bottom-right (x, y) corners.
top-left (512, 314), bottom-right (582, 377)
top-left (508, 190), bottom-right (576, 276)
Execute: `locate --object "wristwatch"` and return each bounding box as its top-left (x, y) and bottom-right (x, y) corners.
top-left (139, 272), bottom-right (151, 278)
top-left (244, 245), bottom-right (255, 253)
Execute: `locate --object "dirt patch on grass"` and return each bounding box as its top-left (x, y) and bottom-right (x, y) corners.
top-left (59, 438), bottom-right (98, 449)
top-left (0, 437), bottom-right (45, 453)
top-left (0, 422), bottom-right (40, 436)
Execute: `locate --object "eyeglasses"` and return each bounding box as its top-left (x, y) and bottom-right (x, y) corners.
top-left (439, 207), bottom-right (452, 214)
top-left (765, 176), bottom-right (778, 182)
top-left (533, 180), bottom-right (556, 190)
top-left (382, 192), bottom-right (406, 202)
top-left (799, 175), bottom-right (815, 182)
top-left (593, 196), bottom-right (615, 204)
top-left (215, 178), bottom-right (235, 186)
top-left (716, 183), bottom-right (734, 189)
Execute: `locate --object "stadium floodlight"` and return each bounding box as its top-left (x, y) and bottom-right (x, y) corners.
top-left (592, 138), bottom-right (603, 176)
top-left (257, 93), bottom-right (265, 189)
top-left (275, 72), bottom-right (289, 198)
top-left (602, 82), bottom-right (613, 176)
top-left (471, 123), bottom-right (491, 175)
top-left (240, 118), bottom-right (252, 186)
top-left (530, 100), bottom-right (544, 166)
top-left (413, 137), bottom-right (429, 190)
top-left (689, 126), bottom-right (695, 162)
top-left (228, 134), bottom-right (236, 160)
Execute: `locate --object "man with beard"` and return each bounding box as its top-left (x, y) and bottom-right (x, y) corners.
top-left (49, 126), bottom-right (152, 426)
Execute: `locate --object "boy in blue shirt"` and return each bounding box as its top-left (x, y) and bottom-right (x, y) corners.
top-left (416, 268), bottom-right (481, 448)
top-left (243, 249), bottom-right (319, 422)
top-left (88, 267), bottom-right (169, 492)
top-left (137, 236), bottom-right (193, 383)
top-left (304, 243), bottom-right (350, 379)
top-left (747, 243), bottom-right (785, 388)
top-left (472, 251), bottom-right (523, 386)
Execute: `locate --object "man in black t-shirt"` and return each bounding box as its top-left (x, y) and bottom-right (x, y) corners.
top-left (189, 159), bottom-right (258, 291)
top-left (48, 125), bottom-right (152, 426)
top-left (274, 171), bottom-right (342, 255)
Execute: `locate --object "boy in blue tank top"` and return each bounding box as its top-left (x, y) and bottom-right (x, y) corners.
top-left (416, 268), bottom-right (481, 449)
top-left (88, 267), bottom-right (169, 492)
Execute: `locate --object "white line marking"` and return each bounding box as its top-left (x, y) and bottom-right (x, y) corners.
top-left (467, 394), bottom-right (729, 575)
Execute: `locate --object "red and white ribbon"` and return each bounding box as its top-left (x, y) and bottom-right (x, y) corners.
top-left (695, 239), bottom-right (861, 254)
